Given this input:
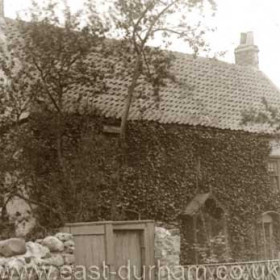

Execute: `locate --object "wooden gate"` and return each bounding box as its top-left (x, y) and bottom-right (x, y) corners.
top-left (61, 220), bottom-right (155, 280)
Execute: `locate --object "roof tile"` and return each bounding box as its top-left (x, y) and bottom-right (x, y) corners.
top-left (3, 19), bottom-right (280, 133)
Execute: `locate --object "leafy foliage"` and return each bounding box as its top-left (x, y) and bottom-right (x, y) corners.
top-left (0, 0), bottom-right (273, 263)
top-left (0, 0), bottom-right (110, 234)
top-left (101, 0), bottom-right (217, 139)
top-left (85, 0), bottom-right (217, 219)
top-left (242, 97), bottom-right (280, 133)
top-left (1, 109), bottom-right (275, 261)
top-left (0, 0), bottom-right (218, 223)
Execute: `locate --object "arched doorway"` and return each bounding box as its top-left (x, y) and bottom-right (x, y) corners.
top-left (180, 193), bottom-right (229, 264)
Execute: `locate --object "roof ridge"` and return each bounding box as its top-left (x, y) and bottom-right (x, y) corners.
top-left (170, 49), bottom-right (265, 72)
top-left (2, 17), bottom-right (265, 74)
top-left (2, 17), bottom-right (280, 134)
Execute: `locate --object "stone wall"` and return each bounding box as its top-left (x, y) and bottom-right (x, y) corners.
top-left (155, 226), bottom-right (182, 280)
top-left (0, 232), bottom-right (74, 279)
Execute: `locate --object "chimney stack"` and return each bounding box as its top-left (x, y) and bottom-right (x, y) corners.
top-left (234, 32), bottom-right (259, 68)
top-left (0, 0), bottom-right (4, 17)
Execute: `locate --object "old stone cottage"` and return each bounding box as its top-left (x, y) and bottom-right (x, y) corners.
top-left (1, 6), bottom-right (280, 265)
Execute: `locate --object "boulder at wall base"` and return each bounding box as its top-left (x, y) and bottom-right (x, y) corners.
top-left (0, 238), bottom-right (26, 257)
top-left (41, 254), bottom-right (64, 267)
top-left (62, 253), bottom-right (75, 265)
top-left (64, 240), bottom-right (75, 254)
top-left (42, 236), bottom-right (64, 252)
top-left (6, 256), bottom-right (26, 271)
top-left (25, 241), bottom-right (51, 259)
top-left (0, 257), bottom-right (7, 266)
top-left (60, 265), bottom-right (73, 277)
top-left (55, 233), bottom-right (73, 242)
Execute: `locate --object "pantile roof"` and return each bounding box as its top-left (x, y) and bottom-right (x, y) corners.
top-left (66, 50), bottom-right (280, 133)
top-left (2, 18), bottom-right (280, 133)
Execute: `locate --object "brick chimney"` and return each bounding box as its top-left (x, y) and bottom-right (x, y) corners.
top-left (0, 0), bottom-right (4, 17)
top-left (234, 32), bottom-right (259, 68)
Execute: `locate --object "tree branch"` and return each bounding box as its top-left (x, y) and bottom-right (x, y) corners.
top-left (31, 56), bottom-right (62, 114)
top-left (142, 0), bottom-right (179, 46)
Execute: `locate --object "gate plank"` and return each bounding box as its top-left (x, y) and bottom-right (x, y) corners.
top-left (114, 230), bottom-right (142, 280)
top-left (60, 220), bottom-right (155, 280)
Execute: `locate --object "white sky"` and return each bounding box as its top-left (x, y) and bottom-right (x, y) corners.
top-left (4, 0), bottom-right (280, 88)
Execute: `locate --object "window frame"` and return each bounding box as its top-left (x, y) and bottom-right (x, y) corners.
top-left (268, 156), bottom-right (280, 193)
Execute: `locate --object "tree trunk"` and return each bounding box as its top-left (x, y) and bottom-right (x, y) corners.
top-left (119, 56), bottom-right (141, 141)
top-left (110, 56), bottom-right (142, 220)
top-left (55, 113), bottom-right (75, 217)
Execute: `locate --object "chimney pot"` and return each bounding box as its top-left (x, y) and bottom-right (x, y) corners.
top-left (240, 33), bottom-right (247, 44)
top-left (235, 31), bottom-right (259, 69)
top-left (246, 31), bottom-right (254, 45)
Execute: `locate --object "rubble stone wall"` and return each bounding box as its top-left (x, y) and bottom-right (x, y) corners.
top-left (155, 226), bottom-right (182, 280)
top-left (0, 232), bottom-right (74, 279)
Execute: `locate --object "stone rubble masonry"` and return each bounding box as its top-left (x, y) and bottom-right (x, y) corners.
top-left (42, 236), bottom-right (64, 252)
top-left (0, 232), bottom-right (75, 279)
top-left (155, 226), bottom-right (182, 280)
top-left (0, 238), bottom-right (26, 257)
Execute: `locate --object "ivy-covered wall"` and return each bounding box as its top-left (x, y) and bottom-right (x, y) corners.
top-left (1, 114), bottom-right (278, 262)
top-left (122, 120), bottom-right (279, 262)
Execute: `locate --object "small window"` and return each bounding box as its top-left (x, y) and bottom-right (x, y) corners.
top-left (268, 159), bottom-right (280, 193)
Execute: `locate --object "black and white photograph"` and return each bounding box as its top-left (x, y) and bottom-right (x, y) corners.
top-left (1, 0), bottom-right (280, 279)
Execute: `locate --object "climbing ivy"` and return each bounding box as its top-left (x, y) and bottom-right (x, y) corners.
top-left (0, 113), bottom-right (277, 260)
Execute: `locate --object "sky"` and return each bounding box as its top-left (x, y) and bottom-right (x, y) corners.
top-left (4, 0), bottom-right (280, 88)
